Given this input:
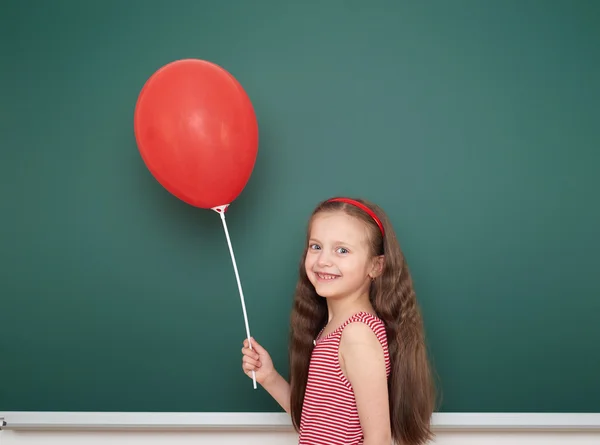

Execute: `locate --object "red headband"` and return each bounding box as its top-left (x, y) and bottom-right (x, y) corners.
top-left (326, 197), bottom-right (385, 237)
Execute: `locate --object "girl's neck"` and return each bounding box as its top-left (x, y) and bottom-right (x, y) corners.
top-left (326, 292), bottom-right (374, 324)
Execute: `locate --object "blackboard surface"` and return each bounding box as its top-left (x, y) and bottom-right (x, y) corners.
top-left (1, 0), bottom-right (599, 413)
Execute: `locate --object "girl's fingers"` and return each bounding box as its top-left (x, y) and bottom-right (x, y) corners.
top-left (242, 356), bottom-right (261, 368)
top-left (243, 364), bottom-right (256, 372)
top-left (241, 347), bottom-right (259, 361)
top-left (243, 338), bottom-right (265, 354)
top-left (243, 363), bottom-right (259, 374)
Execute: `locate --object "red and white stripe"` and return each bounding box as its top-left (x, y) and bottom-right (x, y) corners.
top-left (298, 312), bottom-right (391, 445)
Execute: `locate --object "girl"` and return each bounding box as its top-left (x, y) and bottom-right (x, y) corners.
top-left (241, 197), bottom-right (436, 445)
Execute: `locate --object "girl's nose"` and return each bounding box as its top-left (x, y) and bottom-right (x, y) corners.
top-left (316, 251), bottom-right (332, 266)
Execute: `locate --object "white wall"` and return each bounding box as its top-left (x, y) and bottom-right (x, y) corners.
top-left (1, 412), bottom-right (599, 445)
top-left (2, 429), bottom-right (600, 445)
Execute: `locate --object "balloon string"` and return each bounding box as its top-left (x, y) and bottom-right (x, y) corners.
top-left (217, 209), bottom-right (257, 389)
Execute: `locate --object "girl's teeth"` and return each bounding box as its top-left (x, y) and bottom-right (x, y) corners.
top-left (318, 273), bottom-right (337, 280)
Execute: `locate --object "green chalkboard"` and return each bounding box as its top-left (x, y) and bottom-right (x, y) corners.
top-left (1, 0), bottom-right (599, 413)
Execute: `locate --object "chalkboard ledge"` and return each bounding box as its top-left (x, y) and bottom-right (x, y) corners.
top-left (1, 412), bottom-right (599, 431)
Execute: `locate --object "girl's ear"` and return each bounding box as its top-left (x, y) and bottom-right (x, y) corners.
top-left (370, 255), bottom-right (385, 278)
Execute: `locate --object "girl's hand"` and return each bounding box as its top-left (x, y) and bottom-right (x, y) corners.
top-left (241, 337), bottom-right (276, 386)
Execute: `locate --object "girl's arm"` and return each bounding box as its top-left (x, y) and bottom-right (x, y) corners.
top-left (339, 322), bottom-right (392, 445)
top-left (262, 371), bottom-right (291, 414)
top-left (242, 338), bottom-right (291, 414)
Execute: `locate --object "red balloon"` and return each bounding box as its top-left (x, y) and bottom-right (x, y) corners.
top-left (134, 59), bottom-right (258, 209)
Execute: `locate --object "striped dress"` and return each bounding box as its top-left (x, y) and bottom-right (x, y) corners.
top-left (298, 311), bottom-right (391, 445)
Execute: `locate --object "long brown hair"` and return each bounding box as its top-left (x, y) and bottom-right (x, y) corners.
top-left (288, 197), bottom-right (437, 445)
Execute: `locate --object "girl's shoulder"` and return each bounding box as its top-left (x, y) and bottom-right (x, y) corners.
top-left (343, 310), bottom-right (386, 329)
top-left (339, 311), bottom-right (391, 376)
top-left (340, 311), bottom-right (389, 345)
top-left (315, 311), bottom-right (388, 346)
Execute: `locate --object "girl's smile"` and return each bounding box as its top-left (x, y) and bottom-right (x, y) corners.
top-left (314, 272), bottom-right (341, 281)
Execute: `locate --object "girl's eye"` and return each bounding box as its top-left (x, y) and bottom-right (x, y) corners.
top-left (336, 247), bottom-right (349, 254)
top-left (309, 244), bottom-right (320, 250)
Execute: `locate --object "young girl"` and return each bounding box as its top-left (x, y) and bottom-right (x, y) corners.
top-left (241, 197), bottom-right (436, 445)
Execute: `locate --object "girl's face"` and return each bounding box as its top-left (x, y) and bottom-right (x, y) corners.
top-left (304, 211), bottom-right (378, 300)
